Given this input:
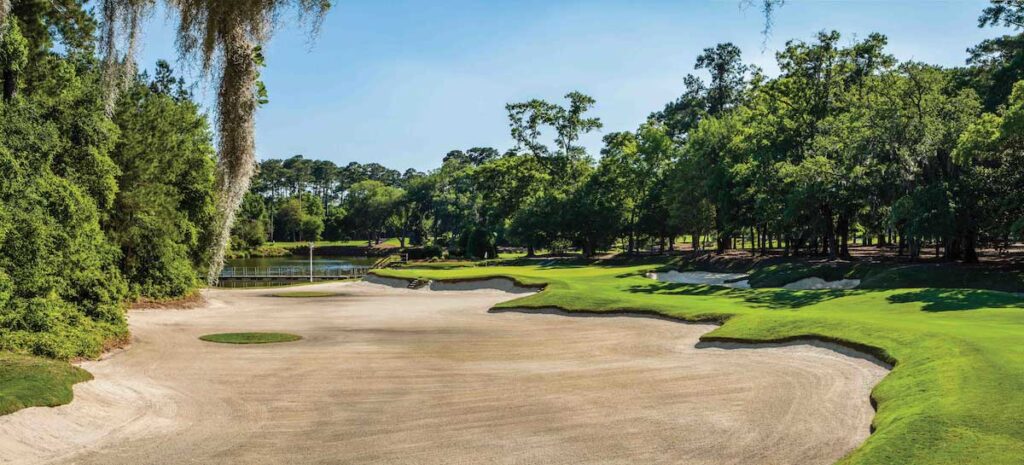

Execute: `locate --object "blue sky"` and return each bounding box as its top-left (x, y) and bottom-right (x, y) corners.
top-left (136, 0), bottom-right (1008, 171)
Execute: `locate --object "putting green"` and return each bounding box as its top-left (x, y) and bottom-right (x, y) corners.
top-left (199, 332), bottom-right (302, 344)
top-left (374, 262), bottom-right (1024, 465)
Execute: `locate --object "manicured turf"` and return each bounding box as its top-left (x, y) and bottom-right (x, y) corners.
top-left (268, 291), bottom-right (346, 298)
top-left (741, 261), bottom-right (1024, 292)
top-left (375, 262), bottom-right (1024, 465)
top-left (199, 332), bottom-right (302, 344)
top-left (0, 353), bottom-right (93, 416)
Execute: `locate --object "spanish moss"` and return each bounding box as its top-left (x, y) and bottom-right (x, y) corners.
top-left (165, 0), bottom-right (330, 283)
top-left (0, 0), bottom-right (10, 37)
top-left (99, 1), bottom-right (329, 283)
top-left (99, 0), bottom-right (153, 115)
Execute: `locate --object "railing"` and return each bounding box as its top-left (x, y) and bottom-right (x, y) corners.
top-left (219, 265), bottom-right (371, 280)
top-left (370, 254), bottom-right (407, 270)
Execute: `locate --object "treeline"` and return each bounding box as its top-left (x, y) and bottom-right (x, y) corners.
top-left (231, 156), bottom-right (421, 247)
top-left (1, 5), bottom-right (217, 358)
top-left (238, 3), bottom-right (1024, 262)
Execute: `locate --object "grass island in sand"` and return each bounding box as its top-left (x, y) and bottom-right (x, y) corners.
top-left (199, 333), bottom-right (303, 344)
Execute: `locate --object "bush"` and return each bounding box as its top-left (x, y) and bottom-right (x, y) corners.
top-left (407, 245), bottom-right (444, 260)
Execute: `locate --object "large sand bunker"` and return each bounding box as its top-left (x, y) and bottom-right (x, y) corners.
top-left (0, 280), bottom-right (887, 465)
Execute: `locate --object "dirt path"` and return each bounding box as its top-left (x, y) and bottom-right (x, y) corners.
top-left (0, 281), bottom-right (888, 465)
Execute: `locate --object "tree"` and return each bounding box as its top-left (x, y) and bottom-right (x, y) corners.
top-left (233, 192), bottom-right (267, 249)
top-left (0, 16), bottom-right (27, 101)
top-left (652, 43), bottom-right (750, 141)
top-left (599, 124), bottom-right (674, 253)
top-left (0, 45), bottom-right (128, 358)
top-left (955, 79), bottom-right (1024, 252)
top-left (506, 92), bottom-right (602, 181)
top-left (99, 0), bottom-right (332, 283)
top-left (551, 91), bottom-right (603, 157)
top-left (343, 180), bottom-right (403, 246)
top-left (106, 67), bottom-right (217, 297)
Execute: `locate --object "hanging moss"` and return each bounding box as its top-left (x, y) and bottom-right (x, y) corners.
top-left (100, 1), bottom-right (331, 284)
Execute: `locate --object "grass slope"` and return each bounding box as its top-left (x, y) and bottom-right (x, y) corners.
top-left (741, 261), bottom-right (1024, 292)
top-left (0, 353), bottom-right (92, 416)
top-left (199, 332), bottom-right (302, 344)
top-left (375, 262), bottom-right (1024, 465)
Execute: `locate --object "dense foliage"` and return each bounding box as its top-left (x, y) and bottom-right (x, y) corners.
top-left (0, 3), bottom-right (216, 359)
top-left (239, 3), bottom-right (1024, 261)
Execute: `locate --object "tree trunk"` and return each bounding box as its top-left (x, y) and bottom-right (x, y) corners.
top-left (822, 205), bottom-right (837, 261)
top-left (837, 214), bottom-right (851, 259)
top-left (2, 68), bottom-right (16, 102)
top-left (963, 231), bottom-right (979, 263)
top-left (794, 231), bottom-right (808, 257)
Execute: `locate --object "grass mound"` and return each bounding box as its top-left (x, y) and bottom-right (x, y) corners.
top-left (744, 262), bottom-right (867, 288)
top-left (730, 261), bottom-right (1024, 292)
top-left (0, 353), bottom-right (92, 416)
top-left (199, 332), bottom-right (302, 344)
top-left (268, 291), bottom-right (345, 298)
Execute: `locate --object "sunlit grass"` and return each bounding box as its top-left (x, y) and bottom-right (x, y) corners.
top-left (375, 261), bottom-right (1024, 465)
top-left (0, 353), bottom-right (92, 416)
top-left (199, 332), bottom-right (302, 344)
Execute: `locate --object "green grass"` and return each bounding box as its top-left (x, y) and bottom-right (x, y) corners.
top-left (0, 353), bottom-right (93, 416)
top-left (199, 332), bottom-right (302, 344)
top-left (740, 261), bottom-right (1024, 292)
top-left (268, 291), bottom-right (346, 298)
top-left (375, 261), bottom-right (1024, 465)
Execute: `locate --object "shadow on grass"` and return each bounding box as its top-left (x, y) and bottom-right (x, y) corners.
top-left (625, 282), bottom-right (851, 309)
top-left (887, 289), bottom-right (1024, 312)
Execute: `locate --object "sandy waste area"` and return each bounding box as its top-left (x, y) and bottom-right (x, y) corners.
top-left (0, 278), bottom-right (888, 465)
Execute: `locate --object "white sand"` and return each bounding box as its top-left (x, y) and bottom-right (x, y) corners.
top-left (783, 277), bottom-right (861, 290)
top-left (647, 270), bottom-right (751, 289)
top-left (364, 273), bottom-right (537, 294)
top-left (0, 279), bottom-right (886, 465)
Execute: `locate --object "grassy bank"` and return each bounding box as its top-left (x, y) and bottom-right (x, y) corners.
top-left (375, 261), bottom-right (1024, 465)
top-left (734, 261), bottom-right (1024, 292)
top-left (0, 353), bottom-right (93, 416)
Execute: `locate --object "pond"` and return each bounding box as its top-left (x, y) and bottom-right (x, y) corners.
top-left (221, 256), bottom-right (377, 282)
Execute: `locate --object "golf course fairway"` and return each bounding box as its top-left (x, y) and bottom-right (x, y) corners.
top-left (373, 262), bottom-right (1024, 465)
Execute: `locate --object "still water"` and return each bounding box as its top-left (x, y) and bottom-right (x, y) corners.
top-left (223, 256), bottom-right (377, 275)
